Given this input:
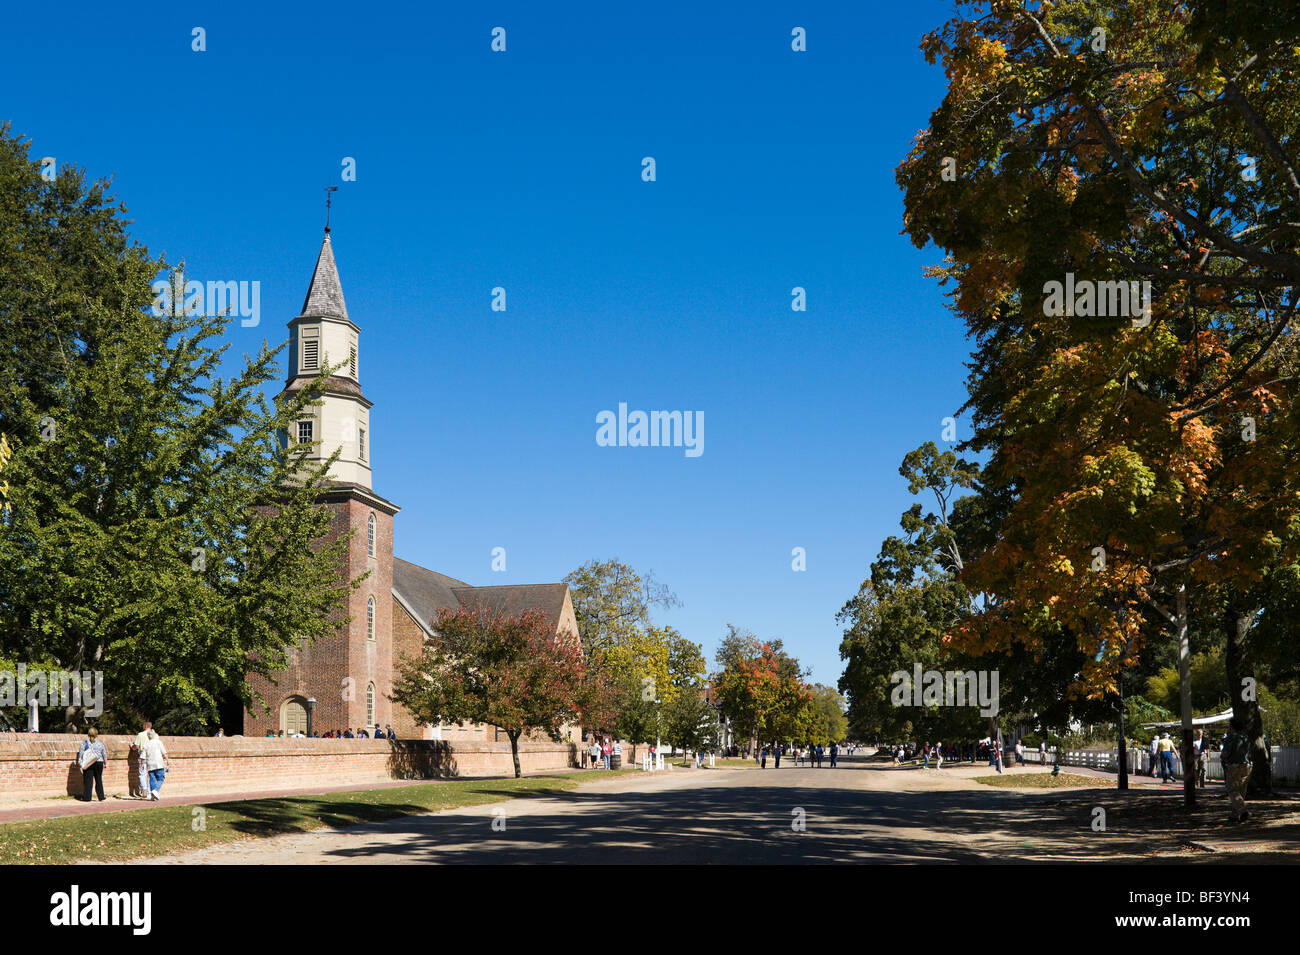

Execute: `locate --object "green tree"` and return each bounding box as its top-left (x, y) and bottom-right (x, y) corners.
top-left (0, 127), bottom-right (354, 733)
top-left (663, 689), bottom-right (719, 765)
top-left (563, 558), bottom-right (678, 659)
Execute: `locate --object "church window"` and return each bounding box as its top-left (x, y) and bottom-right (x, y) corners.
top-left (359, 427), bottom-right (367, 462)
top-left (297, 420), bottom-right (313, 444)
top-left (366, 683), bottom-right (375, 727)
top-left (350, 345), bottom-right (357, 379)
top-left (367, 513), bottom-right (376, 557)
top-left (367, 596), bottom-right (376, 641)
top-left (303, 339), bottom-right (319, 372)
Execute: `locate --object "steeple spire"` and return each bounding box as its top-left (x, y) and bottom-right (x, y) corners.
top-left (299, 231), bottom-right (349, 321)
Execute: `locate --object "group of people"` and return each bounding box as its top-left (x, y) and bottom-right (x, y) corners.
top-left (75, 720), bottom-right (169, 802)
top-left (75, 717), bottom-right (408, 804)
top-left (757, 742), bottom-right (840, 768)
top-left (886, 739), bottom-right (1027, 772)
top-left (1131, 722), bottom-right (1256, 822)
top-left (266, 724), bottom-right (398, 739)
top-left (584, 737), bottom-right (619, 769)
top-left (792, 743), bottom-right (838, 767)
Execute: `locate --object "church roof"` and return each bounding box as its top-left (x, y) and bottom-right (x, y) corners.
top-left (298, 231), bottom-right (349, 321)
top-left (393, 558), bottom-right (470, 630)
top-left (392, 557), bottom-right (570, 635)
top-left (451, 583), bottom-right (570, 632)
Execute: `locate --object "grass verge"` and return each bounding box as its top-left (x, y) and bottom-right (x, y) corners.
top-left (973, 772), bottom-right (1117, 789)
top-left (0, 770), bottom-right (626, 865)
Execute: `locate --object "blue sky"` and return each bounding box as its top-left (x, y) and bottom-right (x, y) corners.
top-left (1, 1), bottom-right (970, 687)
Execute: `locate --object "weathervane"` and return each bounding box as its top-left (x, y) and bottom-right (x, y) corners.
top-left (323, 185), bottom-right (338, 233)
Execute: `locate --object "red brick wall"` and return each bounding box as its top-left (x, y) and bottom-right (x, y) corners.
top-left (390, 596), bottom-right (497, 744)
top-left (391, 597), bottom-right (426, 738)
top-left (0, 733), bottom-right (580, 801)
top-left (246, 493), bottom-right (395, 737)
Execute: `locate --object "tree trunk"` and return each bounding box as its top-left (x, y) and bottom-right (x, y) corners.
top-left (1224, 597), bottom-right (1271, 797)
top-left (508, 729), bottom-right (522, 778)
top-left (1175, 587), bottom-right (1196, 810)
top-left (1117, 669), bottom-right (1128, 791)
top-left (987, 715), bottom-right (1001, 768)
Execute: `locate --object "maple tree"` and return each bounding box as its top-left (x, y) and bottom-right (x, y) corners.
top-left (897, 1), bottom-right (1300, 806)
top-left (714, 641), bottom-right (812, 752)
top-left (391, 604), bottom-right (587, 777)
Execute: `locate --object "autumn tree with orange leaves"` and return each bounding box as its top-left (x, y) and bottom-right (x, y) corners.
top-left (714, 640), bottom-right (813, 754)
top-left (898, 0), bottom-right (1300, 807)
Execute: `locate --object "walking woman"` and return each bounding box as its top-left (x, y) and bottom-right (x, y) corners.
top-left (143, 728), bottom-right (169, 800)
top-left (78, 727), bottom-right (108, 802)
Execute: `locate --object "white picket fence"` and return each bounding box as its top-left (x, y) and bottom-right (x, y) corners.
top-left (1036, 746), bottom-right (1300, 784)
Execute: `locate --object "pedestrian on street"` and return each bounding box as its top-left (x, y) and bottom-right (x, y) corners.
top-left (1193, 729), bottom-right (1208, 789)
top-left (601, 738), bottom-right (612, 770)
top-left (78, 727), bottom-right (108, 802)
top-left (1149, 736), bottom-right (1159, 777)
top-left (131, 720), bottom-right (152, 798)
top-left (143, 728), bottom-right (169, 800)
top-left (830, 742), bottom-right (838, 767)
top-left (1221, 718), bottom-right (1252, 823)
top-left (1157, 733), bottom-right (1176, 783)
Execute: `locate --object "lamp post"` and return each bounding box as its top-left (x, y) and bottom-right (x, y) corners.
top-left (655, 698), bottom-right (663, 770)
top-left (306, 697), bottom-right (316, 738)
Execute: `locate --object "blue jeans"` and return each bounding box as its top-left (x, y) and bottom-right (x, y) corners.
top-left (602, 754), bottom-right (610, 769)
top-left (148, 768), bottom-right (167, 794)
top-left (1159, 752), bottom-right (1173, 780)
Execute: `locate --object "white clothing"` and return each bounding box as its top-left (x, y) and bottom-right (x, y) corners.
top-left (143, 737), bottom-right (168, 771)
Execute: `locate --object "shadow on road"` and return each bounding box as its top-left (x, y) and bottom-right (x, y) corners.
top-left (302, 772), bottom-right (1196, 864)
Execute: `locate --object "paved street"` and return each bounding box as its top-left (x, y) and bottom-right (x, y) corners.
top-left (120, 756), bottom-right (1300, 864)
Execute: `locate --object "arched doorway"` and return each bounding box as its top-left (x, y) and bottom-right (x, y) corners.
top-left (280, 697), bottom-right (308, 736)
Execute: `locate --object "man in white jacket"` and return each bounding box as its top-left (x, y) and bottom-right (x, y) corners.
top-left (142, 729), bottom-right (169, 800)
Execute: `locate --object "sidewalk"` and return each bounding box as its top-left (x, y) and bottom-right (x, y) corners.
top-left (0, 767), bottom-right (603, 825)
top-left (1056, 764), bottom-right (1223, 788)
top-left (910, 759), bottom-right (1222, 789)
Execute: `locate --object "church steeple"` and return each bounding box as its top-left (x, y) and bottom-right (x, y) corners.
top-left (299, 231), bottom-right (349, 322)
top-left (281, 229), bottom-right (373, 490)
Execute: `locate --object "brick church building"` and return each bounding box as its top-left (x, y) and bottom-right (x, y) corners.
top-left (244, 227), bottom-right (580, 740)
